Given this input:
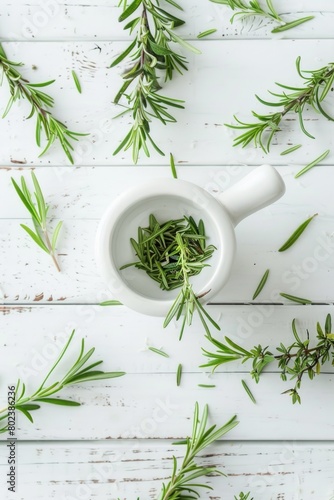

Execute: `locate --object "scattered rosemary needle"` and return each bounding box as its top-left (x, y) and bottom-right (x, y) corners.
top-left (0, 43), bottom-right (87, 163)
top-left (252, 269), bottom-right (269, 300)
top-left (241, 379), bottom-right (256, 404)
top-left (197, 28), bottom-right (217, 38)
top-left (210, 0), bottom-right (314, 33)
top-left (112, 0), bottom-right (200, 163)
top-left (148, 346), bottom-right (169, 358)
top-left (280, 293), bottom-right (312, 305)
top-left (71, 70), bottom-right (82, 94)
top-left (0, 330), bottom-right (125, 433)
top-left (121, 214), bottom-right (220, 338)
top-left (198, 383), bottom-right (216, 388)
top-left (295, 150), bottom-right (330, 178)
top-left (278, 214), bottom-right (317, 252)
top-left (170, 153), bottom-right (178, 179)
top-left (226, 57), bottom-right (334, 153)
top-left (280, 144), bottom-right (302, 156)
top-left (11, 172), bottom-right (63, 272)
top-left (202, 315), bottom-right (334, 404)
top-left (176, 363), bottom-right (182, 386)
top-left (100, 300), bottom-right (123, 306)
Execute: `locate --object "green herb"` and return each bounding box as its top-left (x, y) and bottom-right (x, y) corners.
top-left (252, 269), bottom-right (269, 300)
top-left (202, 314), bottom-right (334, 404)
top-left (278, 214), bottom-right (317, 252)
top-left (170, 153), bottom-right (178, 179)
top-left (210, 0), bottom-right (313, 33)
top-left (100, 300), bottom-right (123, 306)
top-left (121, 214), bottom-right (220, 338)
top-left (235, 494), bottom-right (254, 500)
top-left (176, 363), bottom-right (182, 386)
top-left (158, 402), bottom-right (238, 499)
top-left (0, 43), bottom-right (87, 163)
top-left (112, 0), bottom-right (200, 163)
top-left (280, 293), bottom-right (312, 305)
top-left (197, 28), bottom-right (217, 38)
top-left (11, 172), bottom-right (63, 271)
top-left (280, 144), bottom-right (302, 156)
top-left (226, 57), bottom-right (334, 153)
top-left (0, 330), bottom-right (125, 433)
top-left (198, 383), bottom-right (216, 388)
top-left (295, 149), bottom-right (330, 178)
top-left (148, 346), bottom-right (169, 358)
top-left (241, 379), bottom-right (256, 404)
top-left (71, 70), bottom-right (82, 94)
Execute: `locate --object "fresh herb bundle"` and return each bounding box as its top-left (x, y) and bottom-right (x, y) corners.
top-left (111, 0), bottom-right (200, 163)
top-left (121, 214), bottom-right (220, 338)
top-left (226, 57), bottom-right (334, 153)
top-left (210, 0), bottom-right (314, 33)
top-left (12, 172), bottom-right (63, 271)
top-left (201, 314), bottom-right (334, 404)
top-left (0, 330), bottom-right (125, 433)
top-left (0, 43), bottom-right (86, 163)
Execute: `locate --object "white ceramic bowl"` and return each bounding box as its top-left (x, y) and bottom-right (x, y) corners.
top-left (96, 165), bottom-right (285, 316)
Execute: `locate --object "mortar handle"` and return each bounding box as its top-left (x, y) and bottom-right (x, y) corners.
top-left (217, 164), bottom-right (285, 227)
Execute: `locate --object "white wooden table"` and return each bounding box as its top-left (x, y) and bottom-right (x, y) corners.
top-left (1, 1), bottom-right (334, 498)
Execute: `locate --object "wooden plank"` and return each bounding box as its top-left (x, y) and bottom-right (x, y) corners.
top-left (0, 305), bottom-right (334, 440)
top-left (0, 40), bottom-right (333, 166)
top-left (1, 166), bottom-right (334, 304)
top-left (0, 1), bottom-right (333, 40)
top-left (0, 440), bottom-right (334, 498)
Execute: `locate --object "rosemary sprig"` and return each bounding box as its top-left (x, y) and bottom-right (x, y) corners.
top-left (12, 172), bottom-right (63, 272)
top-left (235, 494), bottom-right (254, 500)
top-left (0, 330), bottom-right (125, 433)
top-left (226, 57), bottom-right (334, 153)
top-left (112, 0), bottom-right (200, 163)
top-left (121, 214), bottom-right (220, 338)
top-left (210, 0), bottom-right (314, 33)
top-left (157, 402), bottom-right (238, 499)
top-left (0, 43), bottom-right (86, 163)
top-left (201, 314), bottom-right (334, 404)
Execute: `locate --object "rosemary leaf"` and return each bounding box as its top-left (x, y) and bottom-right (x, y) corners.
top-left (252, 269), bottom-right (270, 300)
top-left (148, 347), bottom-right (169, 358)
top-left (100, 300), bottom-right (123, 306)
top-left (241, 379), bottom-right (256, 404)
top-left (278, 214), bottom-right (317, 252)
top-left (271, 16), bottom-right (315, 33)
top-left (295, 150), bottom-right (330, 178)
top-left (280, 144), bottom-right (302, 156)
top-left (197, 28), bottom-right (217, 38)
top-left (170, 153), bottom-right (178, 179)
top-left (176, 363), bottom-right (182, 386)
top-left (198, 384), bottom-right (216, 388)
top-left (71, 70), bottom-right (82, 94)
top-left (280, 293), bottom-right (312, 305)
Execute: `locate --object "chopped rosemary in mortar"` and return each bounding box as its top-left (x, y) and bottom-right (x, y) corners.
top-left (121, 214), bottom-right (220, 338)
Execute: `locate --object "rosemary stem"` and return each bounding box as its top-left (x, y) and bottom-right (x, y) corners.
top-left (44, 230), bottom-right (61, 272)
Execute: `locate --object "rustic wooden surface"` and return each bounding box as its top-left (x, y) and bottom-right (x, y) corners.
top-left (1, 1), bottom-right (334, 499)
